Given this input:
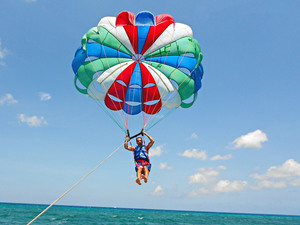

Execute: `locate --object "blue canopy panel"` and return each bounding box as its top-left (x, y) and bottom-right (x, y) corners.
top-left (72, 47), bottom-right (87, 74)
top-left (137, 26), bottom-right (151, 54)
top-left (71, 43), bottom-right (132, 74)
top-left (86, 43), bottom-right (132, 59)
top-left (135, 11), bottom-right (155, 26)
top-left (123, 63), bottom-right (143, 115)
top-left (190, 64), bottom-right (204, 93)
top-left (145, 56), bottom-right (198, 72)
top-left (135, 11), bottom-right (154, 54)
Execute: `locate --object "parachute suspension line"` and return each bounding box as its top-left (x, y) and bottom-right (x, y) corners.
top-left (95, 30), bottom-right (128, 131)
top-left (79, 34), bottom-right (125, 131)
top-left (94, 32), bottom-right (129, 128)
top-left (142, 23), bottom-right (178, 129)
top-left (26, 143), bottom-right (124, 225)
top-left (140, 30), bottom-right (156, 129)
top-left (123, 25), bottom-right (138, 131)
top-left (145, 108), bottom-right (176, 132)
top-left (143, 25), bottom-right (178, 129)
top-left (85, 68), bottom-right (125, 132)
top-left (143, 40), bottom-right (195, 129)
top-left (115, 27), bottom-right (129, 131)
top-left (90, 95), bottom-right (126, 133)
top-left (128, 27), bottom-right (139, 126)
top-left (86, 55), bottom-right (127, 132)
top-left (144, 68), bottom-right (196, 130)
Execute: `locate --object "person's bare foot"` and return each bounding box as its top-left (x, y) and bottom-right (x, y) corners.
top-left (144, 177), bottom-right (148, 183)
top-left (136, 178), bottom-right (142, 185)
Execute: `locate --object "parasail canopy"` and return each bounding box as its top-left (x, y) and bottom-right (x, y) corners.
top-left (72, 11), bottom-right (204, 134)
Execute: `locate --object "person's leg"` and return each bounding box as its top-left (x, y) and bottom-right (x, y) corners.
top-left (143, 166), bottom-right (149, 183)
top-left (136, 167), bottom-right (142, 185)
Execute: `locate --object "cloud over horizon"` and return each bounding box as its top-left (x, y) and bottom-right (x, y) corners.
top-left (189, 166), bottom-right (225, 184)
top-left (178, 149), bottom-right (207, 160)
top-left (39, 92), bottom-right (52, 101)
top-left (210, 154), bottom-right (232, 161)
top-left (149, 145), bottom-right (164, 157)
top-left (151, 185), bottom-right (164, 196)
top-left (159, 162), bottom-right (173, 170)
top-left (0, 93), bottom-right (18, 105)
top-left (250, 159), bottom-right (300, 190)
top-left (0, 40), bottom-right (9, 66)
top-left (188, 132), bottom-right (198, 139)
top-left (18, 114), bottom-right (47, 127)
top-left (231, 129), bottom-right (268, 149)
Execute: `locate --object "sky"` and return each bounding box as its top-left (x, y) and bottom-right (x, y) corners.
top-left (0, 0), bottom-right (300, 216)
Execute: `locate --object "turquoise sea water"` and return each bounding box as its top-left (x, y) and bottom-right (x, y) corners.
top-left (1, 203), bottom-right (299, 225)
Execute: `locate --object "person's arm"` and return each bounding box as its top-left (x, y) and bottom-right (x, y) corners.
top-left (124, 134), bottom-right (134, 151)
top-left (144, 132), bottom-right (154, 150)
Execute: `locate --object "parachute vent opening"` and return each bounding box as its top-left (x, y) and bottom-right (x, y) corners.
top-left (183, 53), bottom-right (195, 58)
top-left (91, 80), bottom-right (106, 94)
top-left (125, 101), bottom-right (142, 106)
top-left (88, 39), bottom-right (97, 44)
top-left (129, 84), bottom-right (142, 89)
top-left (93, 71), bottom-right (104, 80)
top-left (182, 93), bottom-right (196, 105)
top-left (178, 67), bottom-right (192, 76)
top-left (85, 56), bottom-right (98, 62)
top-left (75, 76), bottom-right (87, 90)
top-left (116, 80), bottom-right (127, 87)
top-left (170, 79), bottom-right (179, 90)
top-left (107, 94), bottom-right (123, 103)
top-left (143, 83), bottom-right (156, 88)
top-left (144, 99), bottom-right (160, 105)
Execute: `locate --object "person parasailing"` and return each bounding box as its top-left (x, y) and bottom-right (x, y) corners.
top-left (124, 132), bottom-right (154, 185)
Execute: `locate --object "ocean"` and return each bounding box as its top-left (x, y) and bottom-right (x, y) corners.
top-left (0, 202), bottom-right (299, 225)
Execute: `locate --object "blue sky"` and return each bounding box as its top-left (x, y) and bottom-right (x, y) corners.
top-left (0, 0), bottom-right (300, 216)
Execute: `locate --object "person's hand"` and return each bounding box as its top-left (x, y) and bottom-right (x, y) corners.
top-left (125, 134), bottom-right (130, 142)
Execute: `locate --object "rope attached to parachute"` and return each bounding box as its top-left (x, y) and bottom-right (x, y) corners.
top-left (27, 143), bottom-right (123, 225)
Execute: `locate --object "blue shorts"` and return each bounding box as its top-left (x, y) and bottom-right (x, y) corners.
top-left (135, 160), bottom-right (151, 173)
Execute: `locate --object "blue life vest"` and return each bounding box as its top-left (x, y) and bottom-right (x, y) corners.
top-left (134, 145), bottom-right (149, 162)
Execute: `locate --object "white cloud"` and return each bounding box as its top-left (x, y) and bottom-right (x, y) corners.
top-left (190, 179), bottom-right (248, 196)
top-left (251, 180), bottom-right (287, 190)
top-left (250, 159), bottom-right (300, 189)
top-left (189, 167), bottom-right (221, 184)
top-left (151, 185), bottom-right (164, 196)
top-left (0, 93), bottom-right (18, 105)
top-left (213, 180), bottom-right (248, 193)
top-left (159, 162), bottom-right (173, 170)
top-left (210, 154), bottom-right (232, 161)
top-left (178, 149), bottom-right (207, 160)
top-left (289, 178), bottom-right (300, 186)
top-left (0, 40), bottom-right (8, 59)
top-left (18, 114), bottom-right (47, 127)
top-left (189, 132), bottom-right (198, 139)
top-left (149, 145), bottom-right (164, 157)
top-left (250, 159), bottom-right (300, 179)
top-left (0, 40), bottom-right (9, 66)
top-left (39, 92), bottom-right (52, 101)
top-left (231, 129), bottom-right (268, 149)
top-left (190, 188), bottom-right (210, 196)
top-left (217, 165), bottom-right (227, 170)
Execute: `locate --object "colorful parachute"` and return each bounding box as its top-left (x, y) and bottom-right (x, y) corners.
top-left (72, 11), bottom-right (204, 133)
